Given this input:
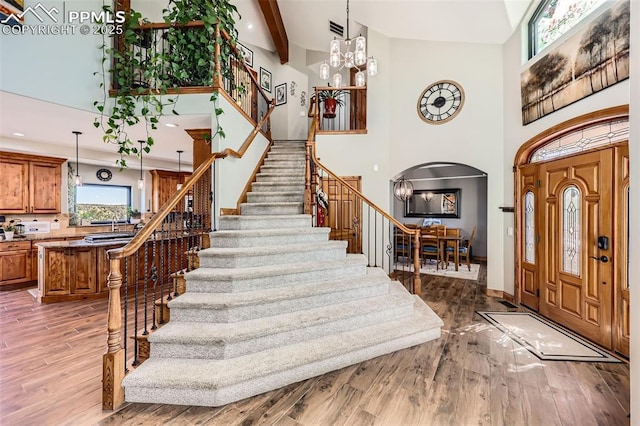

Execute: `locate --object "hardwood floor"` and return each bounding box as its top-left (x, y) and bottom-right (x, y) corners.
top-left (0, 267), bottom-right (630, 425)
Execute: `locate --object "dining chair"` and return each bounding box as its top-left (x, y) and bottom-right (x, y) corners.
top-left (442, 228), bottom-right (460, 268)
top-left (421, 226), bottom-right (439, 266)
top-left (447, 226), bottom-right (476, 271)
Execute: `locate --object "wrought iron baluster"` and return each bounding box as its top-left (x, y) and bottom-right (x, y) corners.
top-left (151, 234), bottom-right (158, 331)
top-left (132, 250), bottom-right (140, 366)
top-left (143, 242), bottom-right (149, 336)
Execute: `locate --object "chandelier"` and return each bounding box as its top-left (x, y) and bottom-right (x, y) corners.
top-left (393, 176), bottom-right (413, 201)
top-left (319, 0), bottom-right (377, 87)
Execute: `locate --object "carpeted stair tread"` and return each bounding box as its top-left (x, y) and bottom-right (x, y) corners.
top-left (122, 298), bottom-right (442, 406)
top-left (209, 227), bottom-right (329, 248)
top-left (149, 283), bottom-right (414, 349)
top-left (199, 240), bottom-right (345, 258)
top-left (184, 255), bottom-right (368, 293)
top-left (219, 214), bottom-right (311, 230)
top-left (169, 267), bottom-right (390, 310)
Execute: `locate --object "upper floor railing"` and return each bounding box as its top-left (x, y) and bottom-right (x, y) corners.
top-left (309, 86), bottom-right (367, 134)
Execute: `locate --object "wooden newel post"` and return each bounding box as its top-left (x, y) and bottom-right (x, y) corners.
top-left (412, 230), bottom-right (422, 295)
top-left (213, 23), bottom-right (222, 89)
top-left (304, 142), bottom-right (312, 215)
top-left (102, 257), bottom-right (125, 410)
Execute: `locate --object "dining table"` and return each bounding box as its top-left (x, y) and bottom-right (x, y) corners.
top-left (422, 233), bottom-right (463, 271)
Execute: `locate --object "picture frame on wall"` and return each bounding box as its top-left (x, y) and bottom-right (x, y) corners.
top-left (237, 43), bottom-right (253, 68)
top-left (260, 67), bottom-right (272, 93)
top-left (275, 83), bottom-right (287, 106)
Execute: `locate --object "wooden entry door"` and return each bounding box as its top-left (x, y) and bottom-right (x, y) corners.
top-left (538, 148), bottom-right (613, 348)
top-left (322, 176), bottom-right (362, 254)
top-left (613, 145), bottom-right (630, 356)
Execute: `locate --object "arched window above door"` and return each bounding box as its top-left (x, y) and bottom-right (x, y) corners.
top-left (530, 118), bottom-right (628, 163)
top-left (528, 0), bottom-right (607, 58)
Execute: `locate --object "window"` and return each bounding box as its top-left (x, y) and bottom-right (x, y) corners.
top-left (76, 184), bottom-right (132, 223)
top-left (562, 185), bottom-right (581, 275)
top-left (524, 191), bottom-right (535, 264)
top-left (529, 0), bottom-right (607, 58)
top-left (530, 118), bottom-right (628, 163)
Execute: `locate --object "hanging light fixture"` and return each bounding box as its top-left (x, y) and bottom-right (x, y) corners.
top-left (137, 140), bottom-right (145, 190)
top-left (176, 150), bottom-right (183, 190)
top-left (319, 0), bottom-right (377, 87)
top-left (72, 131), bottom-right (82, 186)
top-left (393, 176), bottom-right (413, 201)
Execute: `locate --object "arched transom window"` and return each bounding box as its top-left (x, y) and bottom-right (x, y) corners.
top-left (530, 118), bottom-right (628, 163)
top-left (529, 0), bottom-right (607, 57)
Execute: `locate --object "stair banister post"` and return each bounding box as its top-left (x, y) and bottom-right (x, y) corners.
top-left (413, 230), bottom-right (422, 295)
top-left (304, 141), bottom-right (312, 215)
top-left (213, 22), bottom-right (222, 89)
top-left (102, 257), bottom-right (125, 410)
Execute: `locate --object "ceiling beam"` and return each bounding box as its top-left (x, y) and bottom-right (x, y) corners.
top-left (257, 0), bottom-right (289, 64)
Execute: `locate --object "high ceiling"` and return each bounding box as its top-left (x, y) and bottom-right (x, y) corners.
top-left (237, 0), bottom-right (533, 52)
top-left (0, 0), bottom-right (533, 168)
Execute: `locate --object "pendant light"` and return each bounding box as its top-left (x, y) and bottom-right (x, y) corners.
top-left (137, 140), bottom-right (145, 189)
top-left (176, 150), bottom-right (183, 190)
top-left (72, 131), bottom-right (82, 186)
top-left (393, 176), bottom-right (413, 201)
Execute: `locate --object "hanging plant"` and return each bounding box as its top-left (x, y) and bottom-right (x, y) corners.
top-left (94, 0), bottom-right (242, 168)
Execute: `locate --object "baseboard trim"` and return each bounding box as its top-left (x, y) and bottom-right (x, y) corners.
top-left (485, 288), bottom-right (515, 303)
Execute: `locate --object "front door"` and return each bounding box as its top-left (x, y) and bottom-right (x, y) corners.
top-left (322, 176), bottom-right (362, 254)
top-left (538, 148), bottom-right (613, 348)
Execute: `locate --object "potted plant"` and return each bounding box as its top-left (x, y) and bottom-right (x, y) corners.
top-left (4, 223), bottom-right (14, 241)
top-left (317, 89), bottom-right (345, 119)
top-left (128, 207), bottom-right (142, 224)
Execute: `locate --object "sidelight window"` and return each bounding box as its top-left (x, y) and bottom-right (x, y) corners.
top-left (562, 185), bottom-right (581, 275)
top-left (524, 191), bottom-right (535, 263)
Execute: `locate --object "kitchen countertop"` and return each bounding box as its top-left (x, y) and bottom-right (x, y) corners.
top-left (35, 238), bottom-right (132, 248)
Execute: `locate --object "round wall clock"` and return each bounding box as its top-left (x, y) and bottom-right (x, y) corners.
top-left (96, 168), bottom-right (112, 182)
top-left (417, 80), bottom-right (465, 125)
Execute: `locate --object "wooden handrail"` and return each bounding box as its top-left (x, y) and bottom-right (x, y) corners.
top-left (222, 106), bottom-right (275, 158)
top-left (220, 28), bottom-right (273, 103)
top-left (304, 109), bottom-right (422, 294)
top-left (107, 152), bottom-right (221, 260)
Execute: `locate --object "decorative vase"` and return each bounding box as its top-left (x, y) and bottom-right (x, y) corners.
top-left (323, 98), bottom-right (337, 118)
top-left (4, 231), bottom-right (14, 241)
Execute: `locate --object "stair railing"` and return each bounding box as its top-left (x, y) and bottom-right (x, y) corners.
top-left (101, 108), bottom-right (274, 411)
top-left (304, 111), bottom-right (422, 296)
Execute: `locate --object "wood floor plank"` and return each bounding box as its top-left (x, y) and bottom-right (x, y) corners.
top-left (452, 369), bottom-right (491, 426)
top-left (0, 266), bottom-right (630, 426)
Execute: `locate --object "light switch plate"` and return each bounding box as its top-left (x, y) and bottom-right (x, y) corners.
top-left (51, 222), bottom-right (60, 230)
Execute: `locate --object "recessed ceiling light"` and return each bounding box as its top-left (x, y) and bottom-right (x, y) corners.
top-left (247, 23), bottom-right (254, 30)
top-left (12, 132), bottom-right (24, 137)
top-left (165, 123), bottom-right (179, 128)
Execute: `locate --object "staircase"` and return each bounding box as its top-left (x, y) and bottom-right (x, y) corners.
top-left (121, 140), bottom-right (443, 407)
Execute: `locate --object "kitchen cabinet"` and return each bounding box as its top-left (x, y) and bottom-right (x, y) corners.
top-left (0, 151), bottom-right (65, 214)
top-left (39, 245), bottom-right (98, 301)
top-left (0, 241), bottom-right (32, 286)
top-left (150, 169), bottom-right (191, 213)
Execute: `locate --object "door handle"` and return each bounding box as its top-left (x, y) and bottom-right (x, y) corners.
top-left (590, 255), bottom-right (609, 263)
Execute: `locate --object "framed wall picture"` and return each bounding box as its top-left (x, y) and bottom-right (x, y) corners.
top-left (237, 43), bottom-right (253, 68)
top-left (260, 67), bottom-right (272, 93)
top-left (275, 83), bottom-right (287, 106)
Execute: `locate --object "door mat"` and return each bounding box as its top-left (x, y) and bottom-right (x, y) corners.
top-left (476, 311), bottom-right (621, 363)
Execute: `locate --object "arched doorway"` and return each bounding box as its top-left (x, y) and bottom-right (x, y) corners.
top-left (514, 105), bottom-right (630, 356)
top-left (392, 162), bottom-right (488, 263)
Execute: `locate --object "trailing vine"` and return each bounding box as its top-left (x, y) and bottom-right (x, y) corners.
top-left (94, 0), bottom-right (242, 168)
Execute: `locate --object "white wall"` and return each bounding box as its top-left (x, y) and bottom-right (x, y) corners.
top-left (0, 1), bottom-right (106, 110)
top-left (214, 94), bottom-right (269, 213)
top-left (237, 41), bottom-right (309, 141)
top-left (386, 37), bottom-right (506, 292)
